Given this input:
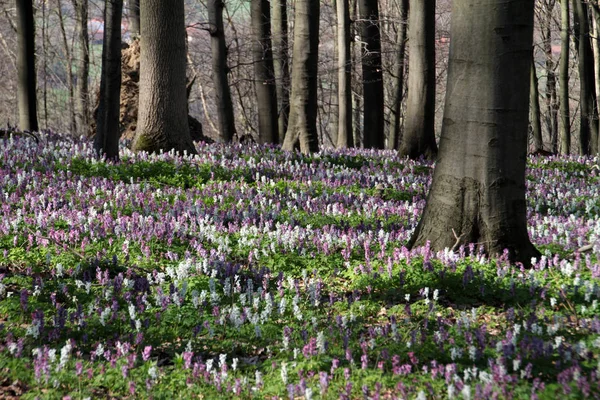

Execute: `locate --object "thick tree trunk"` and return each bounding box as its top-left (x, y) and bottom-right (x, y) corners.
top-left (592, 4), bottom-right (600, 152)
top-left (208, 0), bottom-right (236, 142)
top-left (72, 0), bottom-right (90, 137)
top-left (133, 0), bottom-right (197, 154)
top-left (57, 0), bottom-right (77, 134)
top-left (336, 0), bottom-right (353, 148)
top-left (129, 0), bottom-right (140, 37)
top-left (251, 0), bottom-right (279, 144)
top-left (272, 0), bottom-right (290, 142)
top-left (530, 55), bottom-right (544, 151)
top-left (16, 0), bottom-right (38, 132)
top-left (573, 0), bottom-right (599, 155)
top-left (409, 0), bottom-right (540, 266)
top-left (388, 0), bottom-right (408, 151)
top-left (400, 0), bottom-right (437, 159)
top-left (559, 0), bottom-right (571, 154)
top-left (281, 0), bottom-right (320, 154)
top-left (95, 0), bottom-right (123, 160)
top-left (358, 0), bottom-right (385, 149)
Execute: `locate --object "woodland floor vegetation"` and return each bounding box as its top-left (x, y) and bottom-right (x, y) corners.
top-left (1, 133), bottom-right (600, 398)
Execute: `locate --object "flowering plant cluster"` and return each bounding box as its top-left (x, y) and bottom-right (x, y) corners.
top-left (1, 133), bottom-right (600, 398)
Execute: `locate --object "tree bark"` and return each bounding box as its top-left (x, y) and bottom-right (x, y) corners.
top-left (281, 0), bottom-right (320, 154)
top-left (95, 0), bottom-right (123, 160)
top-left (272, 0), bottom-right (290, 142)
top-left (57, 0), bottom-right (77, 134)
top-left (133, 0), bottom-right (197, 154)
top-left (592, 3), bottom-right (600, 153)
top-left (358, 0), bottom-right (385, 149)
top-left (530, 54), bottom-right (544, 151)
top-left (72, 0), bottom-right (90, 137)
top-left (541, 0), bottom-right (558, 153)
top-left (388, 0), bottom-right (408, 151)
top-left (573, 0), bottom-right (599, 155)
top-left (400, 0), bottom-right (437, 159)
top-left (251, 0), bottom-right (279, 144)
top-left (208, 0), bottom-right (236, 142)
top-left (16, 0), bottom-right (38, 132)
top-left (409, 0), bottom-right (540, 266)
top-left (129, 0), bottom-right (140, 37)
top-left (336, 0), bottom-right (353, 148)
top-left (559, 0), bottom-right (571, 154)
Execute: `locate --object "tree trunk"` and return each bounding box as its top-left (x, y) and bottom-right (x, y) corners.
top-left (272, 0), bottom-right (290, 142)
top-left (72, 0), bottom-right (90, 137)
top-left (388, 0), bottom-right (408, 151)
top-left (133, 0), bottom-right (197, 154)
top-left (208, 0), bottom-right (236, 142)
top-left (592, 3), bottom-right (600, 153)
top-left (409, 0), bottom-right (540, 266)
top-left (129, 0), bottom-right (140, 37)
top-left (57, 0), bottom-right (77, 134)
top-left (530, 54), bottom-right (544, 151)
top-left (573, 0), bottom-right (599, 155)
top-left (95, 0), bottom-right (123, 160)
top-left (358, 0), bottom-right (385, 149)
top-left (336, 0), bottom-right (353, 148)
top-left (281, 0), bottom-right (320, 153)
top-left (542, 0), bottom-right (558, 153)
top-left (400, 0), bottom-right (437, 159)
top-left (16, 0), bottom-right (38, 132)
top-left (251, 0), bottom-right (279, 144)
top-left (559, 0), bottom-right (571, 154)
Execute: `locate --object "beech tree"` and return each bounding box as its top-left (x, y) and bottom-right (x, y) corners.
top-left (72, 0), bottom-right (90, 137)
top-left (388, 0), bottom-right (408, 151)
top-left (16, 0), bottom-right (38, 132)
top-left (559, 0), bottom-right (571, 154)
top-left (336, 0), bottom-right (353, 148)
top-left (272, 0), bottom-right (290, 142)
top-left (133, 0), bottom-right (197, 154)
top-left (400, 0), bottom-right (437, 159)
top-left (409, 0), bottom-right (540, 266)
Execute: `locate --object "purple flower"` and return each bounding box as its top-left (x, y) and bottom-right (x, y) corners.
top-left (142, 345), bottom-right (152, 361)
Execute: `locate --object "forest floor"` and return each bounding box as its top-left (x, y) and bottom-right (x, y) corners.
top-left (1, 132), bottom-right (600, 399)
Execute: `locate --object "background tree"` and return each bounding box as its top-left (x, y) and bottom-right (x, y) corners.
top-left (133, 0), bottom-right (197, 154)
top-left (358, 0), bottom-right (385, 149)
top-left (94, 0), bottom-right (122, 159)
top-left (72, 0), bottom-right (89, 137)
top-left (251, 0), bottom-right (279, 144)
top-left (16, 0), bottom-right (38, 132)
top-left (530, 54), bottom-right (544, 151)
top-left (272, 0), bottom-right (290, 142)
top-left (400, 0), bottom-right (437, 159)
top-left (129, 0), bottom-right (140, 37)
top-left (559, 0), bottom-right (571, 154)
top-left (336, 0), bottom-right (353, 148)
top-left (208, 0), bottom-right (236, 142)
top-left (388, 0), bottom-right (408, 151)
top-left (409, 0), bottom-right (540, 265)
top-left (282, 0), bottom-right (320, 153)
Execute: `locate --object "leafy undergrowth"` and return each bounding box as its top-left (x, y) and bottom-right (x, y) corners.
top-left (1, 133), bottom-right (600, 398)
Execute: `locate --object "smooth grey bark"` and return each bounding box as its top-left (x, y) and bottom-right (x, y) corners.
top-left (129, 0), bottom-right (140, 37)
top-left (559, 0), bottom-right (571, 154)
top-left (133, 0), bottom-right (197, 154)
top-left (57, 0), bottom-right (77, 134)
top-left (541, 0), bottom-right (558, 153)
top-left (400, 0), bottom-right (437, 159)
top-left (272, 0), bottom-right (290, 142)
top-left (358, 0), bottom-right (385, 149)
top-left (409, 0), bottom-right (540, 266)
top-left (336, 0), bottom-right (353, 148)
top-left (251, 0), bottom-right (279, 144)
top-left (16, 0), bottom-right (38, 132)
top-left (573, 0), bottom-right (599, 155)
top-left (208, 0), bottom-right (236, 142)
top-left (281, 0), bottom-right (320, 154)
top-left (388, 0), bottom-right (408, 151)
top-left (95, 0), bottom-right (122, 160)
top-left (530, 55), bottom-right (544, 151)
top-left (72, 0), bottom-right (90, 137)
top-left (592, 3), bottom-right (600, 152)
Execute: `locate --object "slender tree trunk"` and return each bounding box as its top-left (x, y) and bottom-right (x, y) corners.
top-left (336, 0), bottom-right (353, 148)
top-left (542, 0), bottom-right (558, 153)
top-left (272, 0), bottom-right (290, 142)
top-left (530, 54), bottom-right (544, 151)
top-left (57, 0), bottom-right (77, 134)
top-left (592, 3), bottom-right (600, 152)
top-left (388, 0), bottom-right (408, 150)
top-left (134, 0), bottom-right (197, 154)
top-left (208, 0), bottom-right (236, 142)
top-left (281, 0), bottom-right (320, 153)
top-left (409, 0), bottom-right (540, 266)
top-left (573, 0), bottom-right (599, 155)
top-left (351, 0), bottom-right (363, 146)
top-left (72, 0), bottom-right (90, 137)
top-left (559, 0), bottom-right (571, 154)
top-left (16, 0), bottom-right (38, 132)
top-left (95, 0), bottom-right (123, 159)
top-left (129, 0), bottom-right (140, 37)
top-left (400, 0), bottom-right (437, 159)
top-left (359, 0), bottom-right (385, 149)
top-left (41, 0), bottom-right (48, 129)
top-left (251, 0), bottom-right (279, 144)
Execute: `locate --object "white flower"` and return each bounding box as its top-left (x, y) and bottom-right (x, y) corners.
top-left (280, 362), bottom-right (288, 384)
